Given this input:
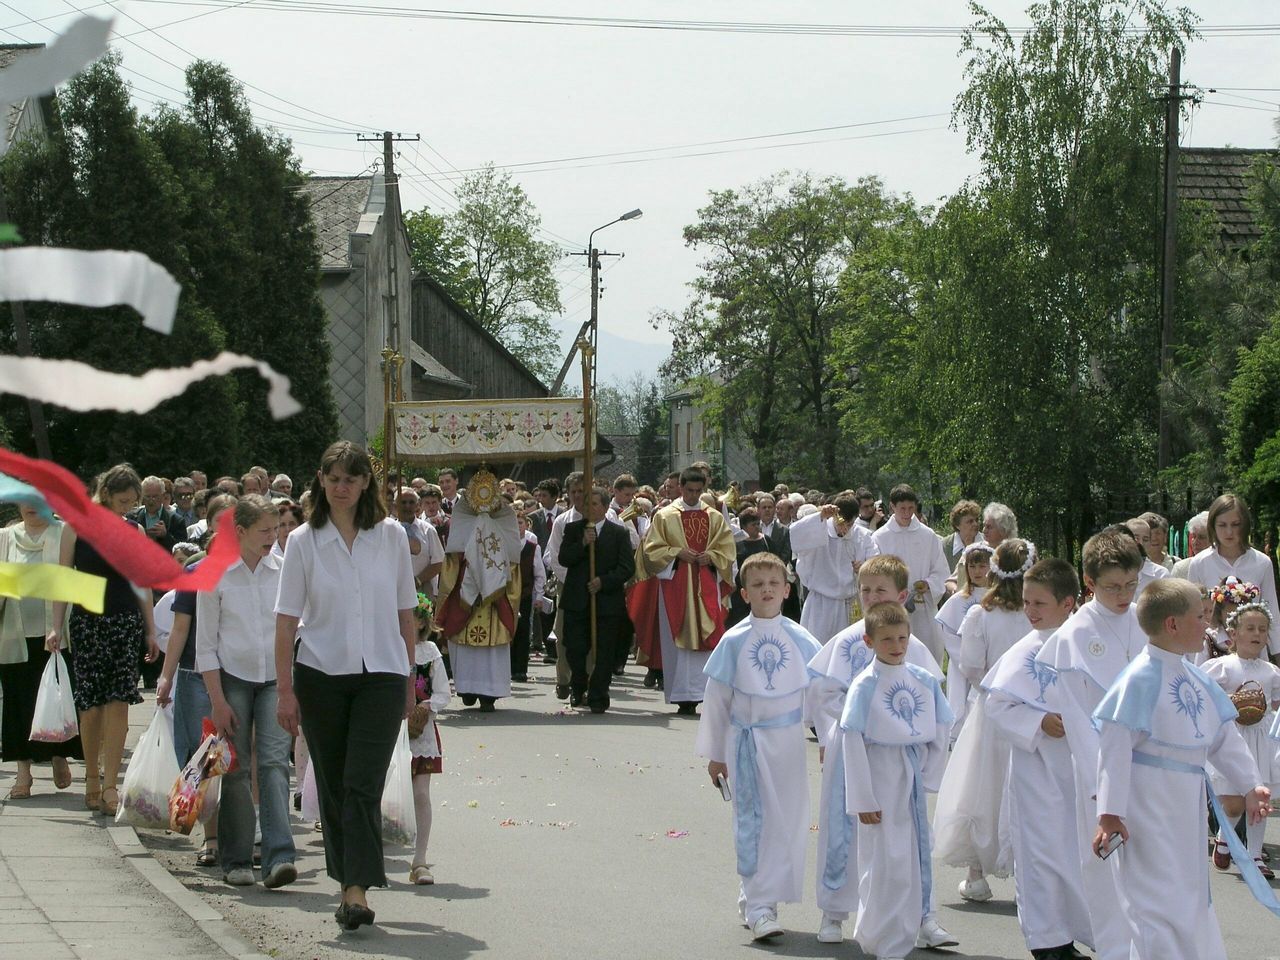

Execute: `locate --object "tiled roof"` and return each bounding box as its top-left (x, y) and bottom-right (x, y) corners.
top-left (298, 176), bottom-right (374, 270)
top-left (0, 44), bottom-right (45, 149)
top-left (1179, 147), bottom-right (1279, 247)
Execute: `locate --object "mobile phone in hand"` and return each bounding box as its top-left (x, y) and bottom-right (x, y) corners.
top-left (716, 773), bottom-right (732, 802)
top-left (1099, 832), bottom-right (1124, 860)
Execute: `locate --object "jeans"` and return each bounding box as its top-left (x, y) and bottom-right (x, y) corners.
top-left (218, 673), bottom-right (295, 874)
top-left (173, 669), bottom-right (212, 767)
top-left (294, 663), bottom-right (404, 889)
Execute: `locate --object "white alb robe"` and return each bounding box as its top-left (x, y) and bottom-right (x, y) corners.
top-left (935, 587), bottom-right (987, 735)
top-left (789, 512), bottom-right (878, 644)
top-left (1095, 646), bottom-right (1261, 960)
top-left (695, 615), bottom-right (821, 923)
top-left (871, 517), bottom-right (951, 663)
top-left (806, 621), bottom-right (942, 919)
top-left (1035, 601), bottom-right (1145, 960)
top-left (841, 660), bottom-right (952, 960)
top-left (983, 629), bottom-right (1093, 953)
top-left (449, 642), bottom-right (511, 698)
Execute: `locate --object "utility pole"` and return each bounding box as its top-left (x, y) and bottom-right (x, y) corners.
top-left (0, 190), bottom-right (51, 460)
top-left (1157, 46), bottom-right (1182, 473)
top-left (357, 131), bottom-right (418, 469)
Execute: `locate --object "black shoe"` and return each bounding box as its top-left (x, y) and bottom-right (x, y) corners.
top-left (293, 793), bottom-right (302, 812)
top-left (542, 655), bottom-right (558, 665)
top-left (478, 698), bottom-right (496, 712)
top-left (460, 693), bottom-right (477, 707)
top-left (511, 674), bottom-right (528, 683)
top-left (569, 690), bottom-right (586, 708)
top-left (613, 664), bottom-right (625, 676)
top-left (589, 701), bottom-right (608, 714)
top-left (643, 669), bottom-right (659, 688)
top-left (555, 684), bottom-right (570, 700)
top-left (336, 902), bottom-right (375, 931)
top-left (676, 702), bottom-right (699, 716)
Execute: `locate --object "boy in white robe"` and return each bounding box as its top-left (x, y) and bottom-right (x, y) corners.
top-left (871, 484), bottom-right (951, 664)
top-left (696, 552), bottom-right (821, 942)
top-left (1093, 578), bottom-right (1272, 960)
top-left (1034, 531), bottom-right (1145, 960)
top-left (806, 555), bottom-right (951, 948)
top-left (789, 495), bottom-right (878, 644)
top-left (841, 601), bottom-right (954, 960)
top-left (983, 558), bottom-right (1093, 959)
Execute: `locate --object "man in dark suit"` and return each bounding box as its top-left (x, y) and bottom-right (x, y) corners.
top-left (558, 487), bottom-right (635, 713)
top-left (128, 475), bottom-right (190, 552)
top-left (758, 494), bottom-right (801, 620)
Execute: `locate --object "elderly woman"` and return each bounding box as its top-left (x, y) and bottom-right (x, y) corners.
top-left (1169, 511), bottom-right (1210, 579)
top-left (0, 502), bottom-right (81, 799)
top-left (948, 501), bottom-right (1018, 595)
top-left (942, 500), bottom-right (983, 574)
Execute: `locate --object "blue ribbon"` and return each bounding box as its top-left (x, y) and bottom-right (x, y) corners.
top-left (821, 738), bottom-right (854, 891)
top-left (731, 707), bottom-right (804, 877)
top-left (1132, 750), bottom-right (1280, 919)
top-left (906, 743), bottom-right (933, 921)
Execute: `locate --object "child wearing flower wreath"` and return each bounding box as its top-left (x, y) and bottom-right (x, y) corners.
top-left (1202, 599), bottom-right (1280, 877)
top-left (935, 541), bottom-right (994, 738)
top-left (408, 593), bottom-right (450, 885)
top-left (1196, 576), bottom-right (1260, 665)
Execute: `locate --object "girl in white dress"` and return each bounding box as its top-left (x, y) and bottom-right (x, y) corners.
top-left (1187, 494), bottom-right (1280, 654)
top-left (1197, 576), bottom-right (1259, 664)
top-left (408, 629), bottom-right (450, 885)
top-left (1202, 601), bottom-right (1280, 877)
top-left (935, 543), bottom-right (993, 737)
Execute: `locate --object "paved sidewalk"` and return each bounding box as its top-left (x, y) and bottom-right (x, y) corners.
top-left (0, 697), bottom-right (265, 960)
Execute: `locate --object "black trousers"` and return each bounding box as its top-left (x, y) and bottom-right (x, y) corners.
top-left (0, 637), bottom-right (84, 762)
top-left (562, 609), bottom-right (624, 707)
top-left (294, 663), bottom-right (404, 890)
top-left (510, 595), bottom-right (533, 678)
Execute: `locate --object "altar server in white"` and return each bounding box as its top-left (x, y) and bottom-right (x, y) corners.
top-left (871, 484), bottom-right (951, 663)
top-left (934, 539), bottom-right (1034, 902)
top-left (806, 555), bottom-right (951, 949)
top-left (1201, 600), bottom-right (1280, 875)
top-left (789, 495), bottom-right (878, 644)
top-left (696, 552), bottom-right (821, 942)
top-left (1093, 578), bottom-right (1272, 960)
top-left (1034, 531), bottom-right (1145, 960)
top-left (983, 558), bottom-right (1093, 960)
top-left (841, 601), bottom-right (955, 960)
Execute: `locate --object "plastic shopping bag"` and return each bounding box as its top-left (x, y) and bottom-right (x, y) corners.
top-left (300, 760), bottom-right (320, 823)
top-left (29, 651), bottom-right (79, 742)
top-left (380, 720), bottom-right (416, 848)
top-left (168, 717), bottom-right (236, 835)
top-left (117, 707), bottom-right (179, 829)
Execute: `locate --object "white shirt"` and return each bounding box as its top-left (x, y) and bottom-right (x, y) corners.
top-left (521, 530), bottom-right (547, 608)
top-left (789, 511), bottom-right (878, 600)
top-left (544, 506), bottom-right (580, 582)
top-left (1187, 546), bottom-right (1280, 653)
top-left (196, 553), bottom-right (282, 682)
top-left (388, 516), bottom-right (445, 579)
top-left (275, 520), bottom-right (417, 676)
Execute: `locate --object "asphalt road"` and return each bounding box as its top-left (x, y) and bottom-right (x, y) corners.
top-left (136, 661), bottom-right (1280, 960)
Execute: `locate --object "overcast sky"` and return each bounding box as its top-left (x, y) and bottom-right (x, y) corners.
top-left (7, 1), bottom-right (1280, 381)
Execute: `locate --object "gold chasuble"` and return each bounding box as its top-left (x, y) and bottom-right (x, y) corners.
top-left (636, 504), bottom-right (735, 651)
top-left (438, 554), bottom-right (522, 647)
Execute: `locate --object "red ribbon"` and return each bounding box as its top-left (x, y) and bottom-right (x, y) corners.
top-left (0, 448), bottom-right (240, 592)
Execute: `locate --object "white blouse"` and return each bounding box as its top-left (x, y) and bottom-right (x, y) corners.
top-left (196, 554), bottom-right (281, 683)
top-left (275, 520), bottom-right (418, 676)
top-left (1186, 547), bottom-right (1280, 654)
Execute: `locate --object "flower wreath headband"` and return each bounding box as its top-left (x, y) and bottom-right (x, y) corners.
top-left (1226, 600), bottom-right (1274, 631)
top-left (961, 541), bottom-right (994, 561)
top-left (1210, 576), bottom-right (1261, 607)
top-left (990, 539), bottom-right (1037, 580)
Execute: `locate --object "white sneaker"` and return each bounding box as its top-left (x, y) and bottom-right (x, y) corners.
top-left (957, 876), bottom-right (993, 902)
top-left (751, 914), bottom-right (784, 941)
top-left (915, 917), bottom-right (959, 948)
top-left (262, 862), bottom-right (297, 889)
top-left (737, 892), bottom-right (747, 927)
top-left (224, 867), bottom-right (255, 886)
top-left (817, 915), bottom-right (843, 943)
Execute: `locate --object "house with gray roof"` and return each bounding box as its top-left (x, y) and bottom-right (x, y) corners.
top-left (1179, 146), bottom-right (1279, 249)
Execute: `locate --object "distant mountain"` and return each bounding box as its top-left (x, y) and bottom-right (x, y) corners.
top-left (550, 326), bottom-right (671, 386)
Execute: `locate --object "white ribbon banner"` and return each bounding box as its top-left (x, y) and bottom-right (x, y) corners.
top-left (0, 15), bottom-right (112, 107)
top-left (392, 398), bottom-right (588, 462)
top-left (0, 352), bottom-right (302, 419)
top-left (0, 248), bottom-right (180, 334)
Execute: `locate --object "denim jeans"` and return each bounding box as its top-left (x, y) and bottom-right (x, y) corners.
top-left (173, 669), bottom-right (212, 767)
top-left (218, 672), bottom-right (295, 874)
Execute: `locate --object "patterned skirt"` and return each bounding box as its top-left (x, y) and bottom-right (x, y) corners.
top-left (69, 608), bottom-right (144, 711)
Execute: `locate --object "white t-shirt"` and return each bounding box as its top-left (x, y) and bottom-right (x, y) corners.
top-left (275, 520), bottom-right (417, 676)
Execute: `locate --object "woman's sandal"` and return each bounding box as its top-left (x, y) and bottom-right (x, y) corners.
top-left (52, 758), bottom-right (72, 790)
top-left (84, 786), bottom-right (101, 811)
top-left (99, 787), bottom-right (119, 817)
top-left (409, 864), bottom-right (434, 885)
top-left (195, 844), bottom-right (219, 867)
top-left (6, 777), bottom-right (33, 800)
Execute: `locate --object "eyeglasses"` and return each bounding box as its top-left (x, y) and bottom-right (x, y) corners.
top-left (1094, 579), bottom-right (1139, 596)
top-left (176, 493), bottom-right (194, 500)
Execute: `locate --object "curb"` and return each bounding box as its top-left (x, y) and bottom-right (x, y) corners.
top-left (107, 824), bottom-right (271, 960)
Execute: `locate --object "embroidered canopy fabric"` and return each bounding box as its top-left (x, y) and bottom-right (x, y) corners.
top-left (390, 399), bottom-right (589, 464)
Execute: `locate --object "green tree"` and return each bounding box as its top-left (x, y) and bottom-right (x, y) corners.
top-left (635, 381), bottom-right (669, 486)
top-left (406, 165), bottom-right (562, 382)
top-left (1226, 316), bottom-right (1280, 529)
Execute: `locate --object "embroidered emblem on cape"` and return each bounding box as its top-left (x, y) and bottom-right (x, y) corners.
top-left (749, 635), bottom-right (790, 691)
top-left (1025, 653), bottom-right (1057, 703)
top-left (838, 635), bottom-right (871, 673)
top-left (1170, 674), bottom-right (1206, 739)
top-left (1088, 639), bottom-right (1106, 658)
top-left (884, 680), bottom-right (926, 736)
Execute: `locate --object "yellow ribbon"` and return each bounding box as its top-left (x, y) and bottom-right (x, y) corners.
top-left (0, 562), bottom-right (107, 614)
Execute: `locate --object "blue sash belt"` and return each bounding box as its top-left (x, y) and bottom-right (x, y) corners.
top-left (906, 743), bottom-right (933, 921)
top-left (1132, 750), bottom-right (1280, 919)
top-left (732, 707), bottom-right (804, 877)
top-left (821, 732), bottom-right (854, 891)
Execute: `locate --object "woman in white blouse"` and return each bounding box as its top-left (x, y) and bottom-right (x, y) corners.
top-left (274, 443), bottom-right (417, 931)
top-left (1187, 494), bottom-right (1280, 658)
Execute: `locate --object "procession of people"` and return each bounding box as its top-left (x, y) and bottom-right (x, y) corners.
top-left (2, 450), bottom-right (1279, 960)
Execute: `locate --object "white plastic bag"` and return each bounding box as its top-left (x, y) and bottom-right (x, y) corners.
top-left (117, 706), bottom-right (180, 829)
top-left (300, 760), bottom-right (320, 823)
top-left (29, 651), bottom-right (78, 742)
top-left (380, 720), bottom-right (416, 847)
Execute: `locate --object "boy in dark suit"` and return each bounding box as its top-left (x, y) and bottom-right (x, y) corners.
top-left (559, 487), bottom-right (635, 713)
